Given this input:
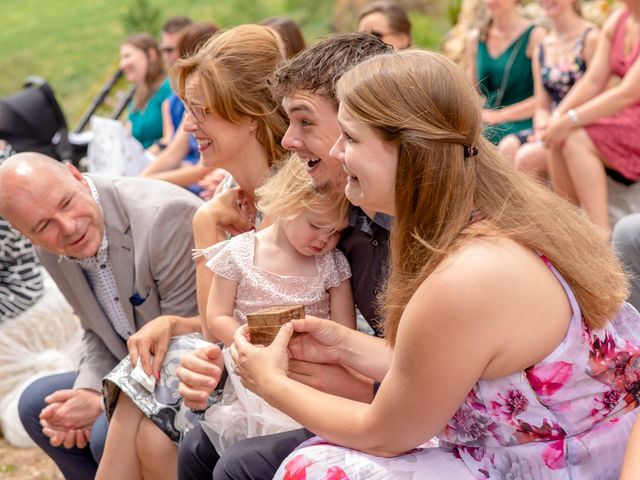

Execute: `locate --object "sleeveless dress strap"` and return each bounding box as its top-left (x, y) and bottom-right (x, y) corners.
top-left (573, 26), bottom-right (594, 54)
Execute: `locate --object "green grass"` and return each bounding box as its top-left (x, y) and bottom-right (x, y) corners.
top-left (0, 0), bottom-right (450, 127)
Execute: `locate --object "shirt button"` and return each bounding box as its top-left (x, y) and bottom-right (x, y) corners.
top-left (371, 239), bottom-right (378, 246)
top-left (114, 297), bottom-right (120, 302)
top-left (100, 264), bottom-right (106, 269)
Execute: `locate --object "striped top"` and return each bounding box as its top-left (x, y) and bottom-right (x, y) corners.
top-left (0, 218), bottom-right (43, 321)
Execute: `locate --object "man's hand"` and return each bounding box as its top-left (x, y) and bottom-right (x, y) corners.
top-left (41, 422), bottom-right (92, 449)
top-left (38, 389), bottom-right (102, 449)
top-left (127, 314), bottom-right (178, 378)
top-left (39, 389), bottom-right (102, 430)
top-left (177, 345), bottom-right (224, 411)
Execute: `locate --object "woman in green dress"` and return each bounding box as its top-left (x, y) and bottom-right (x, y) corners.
top-left (466, 0), bottom-right (545, 159)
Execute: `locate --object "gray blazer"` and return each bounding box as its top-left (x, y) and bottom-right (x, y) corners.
top-left (38, 175), bottom-right (202, 392)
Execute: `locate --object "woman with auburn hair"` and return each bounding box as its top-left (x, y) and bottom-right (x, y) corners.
top-left (96, 25), bottom-right (288, 480)
top-left (231, 49), bottom-right (640, 478)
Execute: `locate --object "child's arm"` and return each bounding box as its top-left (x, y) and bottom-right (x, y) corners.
top-left (329, 279), bottom-right (356, 329)
top-left (205, 273), bottom-right (242, 346)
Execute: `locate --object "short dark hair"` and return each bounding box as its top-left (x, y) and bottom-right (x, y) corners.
top-left (177, 22), bottom-right (220, 58)
top-left (269, 32), bottom-right (391, 105)
top-left (358, 1), bottom-right (412, 37)
top-left (162, 16), bottom-right (193, 34)
top-left (259, 16), bottom-right (306, 59)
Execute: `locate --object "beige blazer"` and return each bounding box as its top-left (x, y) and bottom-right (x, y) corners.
top-left (38, 175), bottom-right (202, 392)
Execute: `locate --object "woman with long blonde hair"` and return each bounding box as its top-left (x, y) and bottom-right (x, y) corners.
top-left (231, 49), bottom-right (640, 478)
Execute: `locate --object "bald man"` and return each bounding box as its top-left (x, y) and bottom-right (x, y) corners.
top-left (0, 153), bottom-right (202, 479)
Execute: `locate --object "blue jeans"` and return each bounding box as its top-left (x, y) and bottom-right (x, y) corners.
top-left (18, 371), bottom-right (108, 480)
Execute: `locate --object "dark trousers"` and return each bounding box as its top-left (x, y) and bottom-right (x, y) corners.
top-left (178, 422), bottom-right (314, 479)
top-left (18, 371), bottom-right (108, 480)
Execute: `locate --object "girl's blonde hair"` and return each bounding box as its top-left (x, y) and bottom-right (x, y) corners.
top-left (337, 49), bottom-right (627, 346)
top-left (256, 155), bottom-right (349, 229)
top-left (173, 25), bottom-right (288, 166)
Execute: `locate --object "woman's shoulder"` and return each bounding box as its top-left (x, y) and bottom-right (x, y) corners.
top-left (425, 235), bottom-right (553, 304)
top-left (602, 7), bottom-right (628, 38)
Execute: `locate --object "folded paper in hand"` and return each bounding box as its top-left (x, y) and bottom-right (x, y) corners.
top-left (131, 358), bottom-right (156, 393)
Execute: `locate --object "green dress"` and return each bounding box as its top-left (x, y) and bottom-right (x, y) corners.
top-left (128, 78), bottom-right (172, 149)
top-left (477, 25), bottom-right (535, 144)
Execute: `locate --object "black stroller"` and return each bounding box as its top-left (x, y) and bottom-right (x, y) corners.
top-left (0, 72), bottom-right (134, 168)
top-left (0, 76), bottom-right (74, 162)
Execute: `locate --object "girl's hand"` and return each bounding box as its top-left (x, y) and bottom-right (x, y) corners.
top-left (287, 316), bottom-right (349, 365)
top-left (231, 323), bottom-right (293, 397)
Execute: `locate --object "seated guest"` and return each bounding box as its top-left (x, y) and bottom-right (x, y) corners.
top-left (120, 33), bottom-right (172, 149)
top-left (543, 1), bottom-right (640, 235)
top-left (513, 0), bottom-right (598, 179)
top-left (613, 213), bottom-right (640, 310)
top-left (141, 22), bottom-right (220, 193)
top-left (0, 137), bottom-right (43, 321)
top-left (466, 0), bottom-right (545, 157)
top-left (159, 16), bottom-right (193, 72)
top-left (357, 0), bottom-right (412, 50)
top-left (0, 217), bottom-right (43, 321)
top-left (260, 16), bottom-right (307, 58)
top-left (0, 152), bottom-right (201, 480)
top-left (95, 25), bottom-right (291, 480)
top-left (175, 32), bottom-right (393, 480)
top-left (231, 49), bottom-right (640, 479)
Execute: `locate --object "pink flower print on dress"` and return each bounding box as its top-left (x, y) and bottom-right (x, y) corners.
top-left (588, 332), bottom-right (640, 406)
top-left (591, 389), bottom-right (623, 420)
top-left (283, 454), bottom-right (314, 480)
top-left (491, 450), bottom-right (541, 479)
top-left (514, 418), bottom-right (566, 443)
top-left (542, 440), bottom-right (566, 470)
top-left (325, 466), bottom-right (349, 480)
top-left (445, 404), bottom-right (494, 444)
top-left (490, 389), bottom-right (529, 423)
top-left (526, 361), bottom-right (573, 397)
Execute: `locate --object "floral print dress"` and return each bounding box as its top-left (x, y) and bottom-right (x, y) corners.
top-left (274, 257), bottom-right (640, 479)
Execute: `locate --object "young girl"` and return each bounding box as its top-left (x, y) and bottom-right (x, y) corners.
top-left (513, 0), bottom-right (598, 178)
top-left (199, 156), bottom-right (355, 452)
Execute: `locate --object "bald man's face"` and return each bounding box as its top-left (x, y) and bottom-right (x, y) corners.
top-left (2, 164), bottom-right (104, 258)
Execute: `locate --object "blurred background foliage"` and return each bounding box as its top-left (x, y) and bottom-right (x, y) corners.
top-left (0, 0), bottom-right (454, 126)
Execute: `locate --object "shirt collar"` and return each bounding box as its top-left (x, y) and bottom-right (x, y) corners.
top-left (348, 205), bottom-right (393, 234)
top-left (62, 176), bottom-right (108, 266)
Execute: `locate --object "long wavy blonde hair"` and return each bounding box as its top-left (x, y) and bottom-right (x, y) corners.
top-left (337, 49), bottom-right (627, 346)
